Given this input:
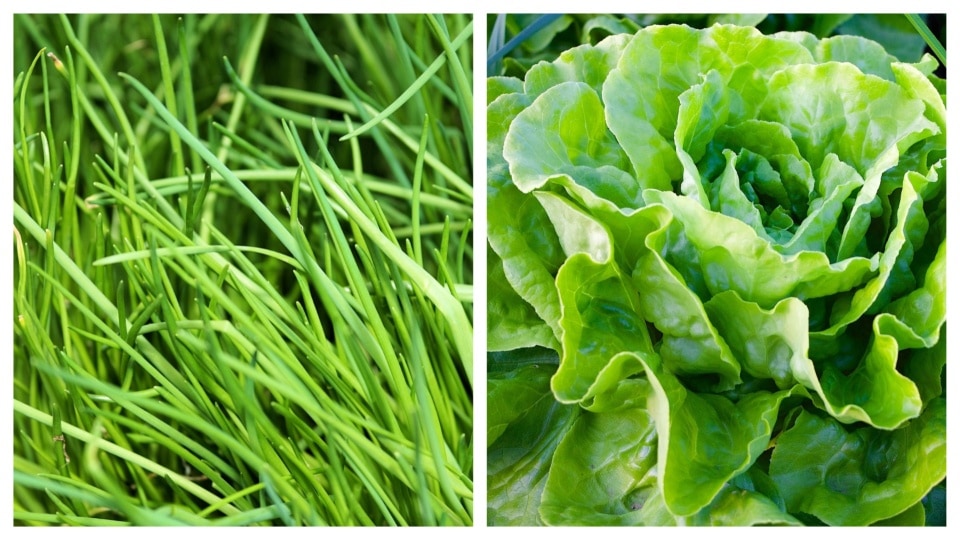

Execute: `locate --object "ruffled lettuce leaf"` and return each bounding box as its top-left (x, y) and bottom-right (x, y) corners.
top-left (539, 398), bottom-right (658, 526)
top-left (769, 399), bottom-right (946, 525)
top-left (487, 362), bottom-right (579, 525)
top-left (487, 246), bottom-right (556, 352)
top-left (487, 85), bottom-right (565, 344)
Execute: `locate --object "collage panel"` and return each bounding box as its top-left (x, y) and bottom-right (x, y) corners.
top-left (13, 13), bottom-right (473, 526)
top-left (486, 13), bottom-right (946, 527)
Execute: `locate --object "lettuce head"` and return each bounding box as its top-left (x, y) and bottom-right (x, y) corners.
top-left (487, 23), bottom-right (946, 526)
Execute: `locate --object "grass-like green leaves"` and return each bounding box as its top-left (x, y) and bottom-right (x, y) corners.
top-left (14, 13), bottom-right (473, 526)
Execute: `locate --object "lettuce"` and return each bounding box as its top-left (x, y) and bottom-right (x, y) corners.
top-left (487, 23), bottom-right (946, 526)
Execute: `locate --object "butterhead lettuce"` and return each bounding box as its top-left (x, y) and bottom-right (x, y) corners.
top-left (487, 23), bottom-right (945, 526)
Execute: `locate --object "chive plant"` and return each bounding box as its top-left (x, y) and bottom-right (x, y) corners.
top-left (13, 13), bottom-right (473, 526)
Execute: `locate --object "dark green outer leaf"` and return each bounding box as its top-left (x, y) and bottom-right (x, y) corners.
top-left (487, 364), bottom-right (579, 526)
top-left (769, 399), bottom-right (946, 525)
